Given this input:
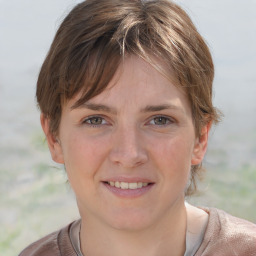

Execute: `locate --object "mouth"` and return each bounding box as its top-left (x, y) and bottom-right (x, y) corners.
top-left (106, 181), bottom-right (150, 190)
top-left (102, 180), bottom-right (154, 197)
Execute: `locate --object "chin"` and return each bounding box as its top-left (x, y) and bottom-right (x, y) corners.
top-left (104, 209), bottom-right (155, 232)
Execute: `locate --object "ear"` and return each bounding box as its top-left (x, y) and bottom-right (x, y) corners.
top-left (40, 114), bottom-right (64, 164)
top-left (191, 122), bottom-right (212, 165)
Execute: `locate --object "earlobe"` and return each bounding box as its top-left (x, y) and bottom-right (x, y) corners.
top-left (191, 122), bottom-right (211, 165)
top-left (40, 114), bottom-right (64, 164)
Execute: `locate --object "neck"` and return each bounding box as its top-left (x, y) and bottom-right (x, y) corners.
top-left (79, 202), bottom-right (187, 256)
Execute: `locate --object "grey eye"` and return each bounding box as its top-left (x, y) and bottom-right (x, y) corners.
top-left (87, 117), bottom-right (103, 125)
top-left (153, 117), bottom-right (169, 125)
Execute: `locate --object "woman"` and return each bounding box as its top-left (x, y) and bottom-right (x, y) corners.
top-left (20, 0), bottom-right (256, 255)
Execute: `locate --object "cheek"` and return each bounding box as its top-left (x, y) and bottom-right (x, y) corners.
top-left (61, 133), bottom-right (110, 199)
top-left (61, 132), bottom-right (109, 179)
top-left (148, 136), bottom-right (194, 203)
top-left (151, 136), bottom-right (194, 178)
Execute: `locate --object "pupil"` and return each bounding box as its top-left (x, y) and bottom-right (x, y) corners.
top-left (92, 117), bottom-right (101, 124)
top-left (155, 117), bottom-right (166, 125)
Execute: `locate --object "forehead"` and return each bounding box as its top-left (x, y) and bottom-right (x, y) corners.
top-left (103, 56), bottom-right (183, 99)
top-left (67, 56), bottom-right (192, 116)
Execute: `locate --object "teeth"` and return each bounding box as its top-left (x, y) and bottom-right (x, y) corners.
top-left (129, 183), bottom-right (138, 189)
top-left (120, 182), bottom-right (128, 189)
top-left (108, 181), bottom-right (149, 189)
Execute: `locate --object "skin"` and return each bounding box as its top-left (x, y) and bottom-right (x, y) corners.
top-left (42, 56), bottom-right (210, 256)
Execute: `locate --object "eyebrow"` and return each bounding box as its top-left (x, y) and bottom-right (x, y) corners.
top-left (141, 104), bottom-right (183, 113)
top-left (72, 102), bottom-right (183, 114)
top-left (72, 102), bottom-right (117, 114)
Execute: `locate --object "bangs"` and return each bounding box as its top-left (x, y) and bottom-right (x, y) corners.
top-left (66, 38), bottom-right (122, 109)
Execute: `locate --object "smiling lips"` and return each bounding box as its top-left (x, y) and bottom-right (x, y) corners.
top-left (107, 181), bottom-right (149, 190)
top-left (103, 179), bottom-right (154, 197)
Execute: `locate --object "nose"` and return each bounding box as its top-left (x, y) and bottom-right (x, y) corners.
top-left (109, 125), bottom-right (148, 168)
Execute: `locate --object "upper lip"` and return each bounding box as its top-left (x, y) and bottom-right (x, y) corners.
top-left (102, 177), bottom-right (154, 183)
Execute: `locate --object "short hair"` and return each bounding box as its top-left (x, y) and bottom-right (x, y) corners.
top-left (37, 0), bottom-right (221, 195)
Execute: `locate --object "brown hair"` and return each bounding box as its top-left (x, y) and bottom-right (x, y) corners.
top-left (37, 0), bottom-right (221, 195)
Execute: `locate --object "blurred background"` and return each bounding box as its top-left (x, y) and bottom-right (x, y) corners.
top-left (0, 0), bottom-right (255, 255)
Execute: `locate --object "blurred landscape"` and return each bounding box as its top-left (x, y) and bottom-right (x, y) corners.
top-left (0, 0), bottom-right (255, 255)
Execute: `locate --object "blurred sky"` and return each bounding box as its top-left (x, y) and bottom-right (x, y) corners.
top-left (0, 0), bottom-right (256, 168)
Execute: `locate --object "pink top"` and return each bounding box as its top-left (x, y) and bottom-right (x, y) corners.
top-left (19, 208), bottom-right (256, 256)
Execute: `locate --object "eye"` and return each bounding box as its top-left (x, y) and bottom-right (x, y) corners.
top-left (82, 116), bottom-right (107, 126)
top-left (148, 116), bottom-right (173, 126)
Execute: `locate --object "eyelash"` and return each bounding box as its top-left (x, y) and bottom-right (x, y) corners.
top-left (81, 115), bottom-right (175, 128)
top-left (82, 116), bottom-right (108, 127)
top-left (147, 115), bottom-right (174, 126)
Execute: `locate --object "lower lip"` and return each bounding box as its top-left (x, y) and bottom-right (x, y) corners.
top-left (102, 182), bottom-right (154, 198)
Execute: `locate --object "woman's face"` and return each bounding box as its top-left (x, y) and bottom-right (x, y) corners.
top-left (44, 56), bottom-right (208, 231)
